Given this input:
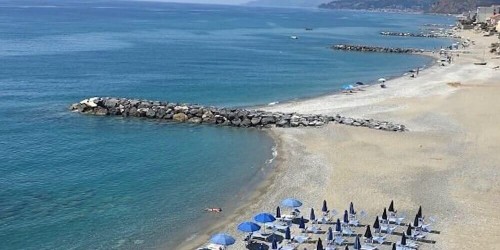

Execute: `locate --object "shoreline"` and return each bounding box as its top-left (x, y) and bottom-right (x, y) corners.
top-left (180, 28), bottom-right (460, 250)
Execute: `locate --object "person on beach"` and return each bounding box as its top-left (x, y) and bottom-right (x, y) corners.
top-left (204, 207), bottom-right (222, 213)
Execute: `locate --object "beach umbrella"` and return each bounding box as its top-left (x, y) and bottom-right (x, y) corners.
top-left (382, 208), bottom-right (388, 221)
top-left (364, 225), bottom-right (373, 239)
top-left (276, 206), bottom-right (281, 219)
top-left (282, 198), bottom-right (303, 208)
top-left (336, 218), bottom-right (342, 232)
top-left (414, 214), bottom-right (420, 227)
top-left (310, 208), bottom-right (316, 221)
top-left (271, 238), bottom-right (278, 250)
top-left (388, 200), bottom-right (395, 212)
top-left (406, 223), bottom-right (413, 236)
top-left (327, 227), bottom-right (334, 241)
top-left (210, 233), bottom-right (236, 246)
top-left (285, 226), bottom-right (291, 240)
top-left (342, 84), bottom-right (354, 90)
top-left (353, 235), bottom-right (362, 250)
top-left (343, 210), bottom-right (349, 224)
top-left (401, 233), bottom-right (407, 246)
top-left (254, 213), bottom-right (276, 223)
top-left (417, 206), bottom-right (422, 218)
top-left (237, 222), bottom-right (261, 233)
top-left (322, 200), bottom-right (328, 213)
top-left (378, 78), bottom-right (386, 83)
top-left (373, 216), bottom-right (380, 230)
top-left (356, 81), bottom-right (364, 85)
top-left (392, 243), bottom-right (397, 250)
top-left (317, 238), bottom-right (324, 250)
top-left (349, 202), bottom-right (356, 215)
top-left (299, 216), bottom-right (306, 229)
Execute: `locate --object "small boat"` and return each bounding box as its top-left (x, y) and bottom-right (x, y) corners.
top-left (474, 62), bottom-right (487, 65)
top-left (290, 36), bottom-right (298, 39)
top-left (305, 27), bottom-right (313, 31)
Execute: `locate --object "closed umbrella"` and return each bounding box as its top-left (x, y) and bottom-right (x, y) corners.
top-left (343, 210), bottom-right (349, 224)
top-left (282, 198), bottom-right (303, 208)
top-left (299, 216), bottom-right (306, 229)
top-left (392, 243), bottom-right (396, 250)
top-left (237, 222), bottom-right (261, 233)
top-left (417, 206), bottom-right (422, 218)
top-left (401, 233), bottom-right (407, 246)
top-left (336, 218), bottom-right (342, 232)
top-left (373, 216), bottom-right (380, 231)
top-left (388, 200), bottom-right (395, 213)
top-left (414, 214), bottom-right (419, 227)
top-left (327, 227), bottom-right (333, 241)
top-left (317, 238), bottom-right (324, 250)
top-left (382, 208), bottom-right (388, 221)
top-left (310, 208), bottom-right (316, 221)
top-left (345, 246), bottom-right (350, 250)
top-left (276, 206), bottom-right (281, 219)
top-left (210, 233), bottom-right (236, 246)
top-left (322, 200), bottom-right (328, 213)
top-left (364, 225), bottom-right (373, 239)
top-left (271, 238), bottom-right (278, 250)
top-left (406, 223), bottom-right (412, 236)
top-left (353, 235), bottom-right (362, 250)
top-left (285, 226), bottom-right (291, 240)
top-left (349, 202), bottom-right (356, 215)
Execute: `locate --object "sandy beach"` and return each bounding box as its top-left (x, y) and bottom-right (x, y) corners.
top-left (185, 29), bottom-right (500, 250)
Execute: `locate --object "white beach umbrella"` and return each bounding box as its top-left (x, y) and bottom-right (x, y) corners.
top-left (378, 78), bottom-right (386, 83)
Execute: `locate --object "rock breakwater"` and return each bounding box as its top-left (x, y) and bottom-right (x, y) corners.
top-left (380, 31), bottom-right (457, 38)
top-left (70, 97), bottom-right (407, 131)
top-left (332, 44), bottom-right (425, 54)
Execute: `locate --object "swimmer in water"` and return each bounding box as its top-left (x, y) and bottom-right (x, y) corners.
top-left (204, 207), bottom-right (222, 213)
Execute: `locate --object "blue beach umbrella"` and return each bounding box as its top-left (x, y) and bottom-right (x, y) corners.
top-left (353, 235), bottom-right (361, 250)
top-left (401, 233), bottom-right (407, 246)
top-left (407, 223), bottom-right (413, 236)
top-left (310, 208), bottom-right (316, 221)
top-left (327, 227), bottom-right (334, 241)
top-left (349, 202), bottom-right (356, 215)
top-left (285, 226), bottom-right (291, 240)
top-left (382, 208), bottom-right (388, 221)
top-left (336, 218), bottom-right (342, 232)
top-left (322, 200), bottom-right (328, 213)
top-left (299, 216), bottom-right (306, 229)
top-left (342, 84), bottom-right (354, 90)
top-left (343, 210), bottom-right (349, 224)
top-left (254, 213), bottom-right (276, 223)
top-left (414, 214), bottom-right (420, 227)
top-left (317, 238), bottom-right (324, 250)
top-left (282, 198), bottom-right (303, 208)
top-left (271, 238), bottom-right (278, 250)
top-left (237, 221), bottom-right (261, 233)
top-left (276, 206), bottom-right (281, 219)
top-left (373, 216), bottom-right (380, 231)
top-left (364, 225), bottom-right (373, 239)
top-left (210, 233), bottom-right (236, 246)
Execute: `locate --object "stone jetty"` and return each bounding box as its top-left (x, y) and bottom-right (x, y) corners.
top-left (69, 97), bottom-right (407, 131)
top-left (332, 44), bottom-right (425, 54)
top-left (380, 31), bottom-right (456, 38)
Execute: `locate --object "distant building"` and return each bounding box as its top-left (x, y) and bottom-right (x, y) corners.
top-left (476, 5), bottom-right (500, 23)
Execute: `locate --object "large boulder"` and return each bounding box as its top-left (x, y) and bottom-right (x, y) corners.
top-left (173, 113), bottom-right (188, 122)
top-left (240, 118), bottom-right (252, 127)
top-left (104, 98), bottom-right (119, 108)
top-left (188, 117), bottom-right (202, 124)
top-left (251, 117), bottom-right (261, 125)
top-left (94, 107), bottom-right (108, 116)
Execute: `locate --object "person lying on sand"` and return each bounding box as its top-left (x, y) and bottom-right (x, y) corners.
top-left (204, 207), bottom-right (222, 213)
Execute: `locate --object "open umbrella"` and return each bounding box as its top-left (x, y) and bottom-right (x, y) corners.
top-left (417, 206), bottom-right (422, 218)
top-left (356, 81), bottom-right (364, 85)
top-left (271, 238), bottom-right (278, 250)
top-left (364, 225), bottom-right (373, 239)
top-left (299, 216), bottom-right (306, 229)
top-left (285, 227), bottom-right (291, 240)
top-left (276, 206), bottom-right (281, 219)
top-left (327, 227), bottom-right (333, 241)
top-left (343, 210), bottom-right (349, 224)
top-left (210, 233), bottom-right (236, 246)
top-left (378, 78), bottom-right (386, 83)
top-left (322, 200), bottom-right (328, 213)
top-left (373, 216), bottom-right (380, 231)
top-left (342, 84), bottom-right (354, 91)
top-left (401, 233), bottom-right (407, 246)
top-left (388, 200), bottom-right (395, 212)
top-left (353, 235), bottom-right (362, 250)
top-left (317, 238), bottom-right (324, 250)
top-left (310, 208), bottom-right (316, 221)
top-left (406, 223), bottom-right (413, 236)
top-left (282, 198), bottom-right (303, 208)
top-left (336, 218), bottom-right (342, 232)
top-left (382, 208), bottom-right (388, 221)
top-left (254, 213), bottom-right (276, 223)
top-left (237, 222), bottom-right (261, 233)
top-left (349, 202), bottom-right (356, 215)
top-left (414, 214), bottom-right (419, 227)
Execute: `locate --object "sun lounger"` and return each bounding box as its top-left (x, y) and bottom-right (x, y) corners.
top-left (279, 243), bottom-right (299, 250)
top-left (397, 240), bottom-right (419, 249)
top-left (252, 231), bottom-right (273, 241)
top-left (341, 227), bottom-right (356, 236)
top-left (292, 235), bottom-right (310, 244)
top-left (306, 225), bottom-right (325, 234)
top-left (334, 236), bottom-right (345, 245)
top-left (361, 244), bottom-right (378, 250)
top-left (197, 243), bottom-right (224, 250)
top-left (348, 219), bottom-right (360, 226)
top-left (267, 222), bottom-right (289, 231)
top-left (372, 235), bottom-right (386, 244)
top-left (381, 224), bottom-right (397, 234)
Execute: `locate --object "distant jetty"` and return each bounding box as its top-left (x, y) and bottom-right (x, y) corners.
top-left (70, 97), bottom-right (407, 131)
top-left (332, 44), bottom-right (425, 54)
top-left (380, 31), bottom-right (457, 38)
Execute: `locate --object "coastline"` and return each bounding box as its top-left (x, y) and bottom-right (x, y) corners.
top-left (184, 28), bottom-right (500, 250)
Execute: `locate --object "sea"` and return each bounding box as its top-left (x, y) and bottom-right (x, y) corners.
top-left (0, 1), bottom-right (454, 249)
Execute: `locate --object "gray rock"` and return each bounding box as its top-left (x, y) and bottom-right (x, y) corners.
top-left (188, 117), bottom-right (202, 124)
top-left (172, 113), bottom-right (188, 122)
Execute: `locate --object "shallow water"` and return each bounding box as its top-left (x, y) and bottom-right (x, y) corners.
top-left (0, 1), bottom-right (454, 249)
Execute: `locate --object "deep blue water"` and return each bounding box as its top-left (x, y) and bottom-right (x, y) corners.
top-left (0, 1), bottom-right (454, 249)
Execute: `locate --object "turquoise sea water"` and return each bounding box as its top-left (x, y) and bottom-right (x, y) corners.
top-left (0, 1), bottom-right (453, 249)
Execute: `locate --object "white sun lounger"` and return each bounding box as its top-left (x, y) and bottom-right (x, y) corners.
top-left (252, 231), bottom-right (273, 241)
top-left (397, 240), bottom-right (419, 249)
top-left (292, 235), bottom-right (310, 244)
top-left (334, 236), bottom-right (345, 245)
top-left (279, 243), bottom-right (299, 250)
top-left (341, 227), bottom-right (356, 236)
top-left (361, 244), bottom-right (378, 250)
top-left (267, 223), bottom-right (289, 231)
top-left (381, 224), bottom-right (397, 234)
top-left (197, 243), bottom-right (224, 250)
top-left (372, 235), bottom-right (386, 244)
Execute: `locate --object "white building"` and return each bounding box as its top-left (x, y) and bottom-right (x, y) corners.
top-left (476, 5), bottom-right (500, 23)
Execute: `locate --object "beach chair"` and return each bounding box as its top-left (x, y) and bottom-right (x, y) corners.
top-left (381, 224), bottom-right (397, 234)
top-left (279, 242), bottom-right (299, 250)
top-left (360, 244), bottom-right (378, 250)
top-left (334, 235), bottom-right (345, 245)
top-left (252, 231), bottom-right (273, 241)
top-left (267, 222), bottom-right (289, 231)
top-left (341, 227), bottom-right (356, 236)
top-left (197, 243), bottom-right (224, 250)
top-left (292, 235), bottom-right (310, 244)
top-left (372, 235), bottom-right (387, 244)
top-left (397, 240), bottom-right (419, 249)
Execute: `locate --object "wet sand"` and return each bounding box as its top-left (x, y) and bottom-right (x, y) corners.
top-left (183, 29), bottom-right (500, 250)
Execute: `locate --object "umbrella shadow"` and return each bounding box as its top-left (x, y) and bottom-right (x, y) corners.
top-left (246, 242), bottom-right (269, 250)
